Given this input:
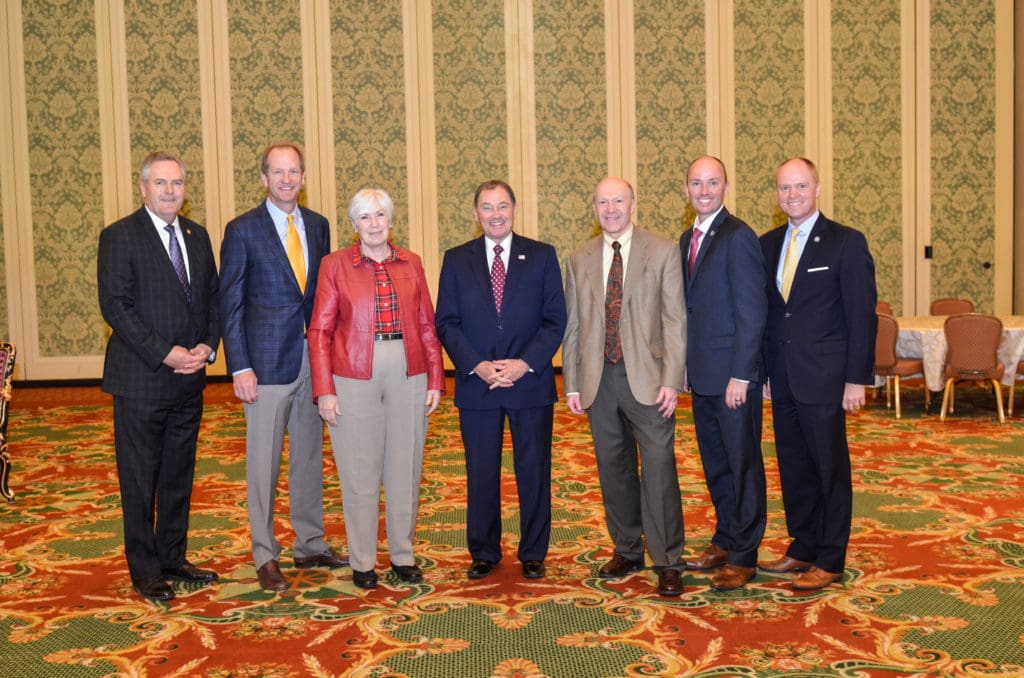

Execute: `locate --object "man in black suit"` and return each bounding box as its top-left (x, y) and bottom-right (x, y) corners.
top-left (98, 151), bottom-right (220, 601)
top-left (679, 156), bottom-right (768, 591)
top-left (435, 180), bottom-right (566, 580)
top-left (758, 157), bottom-right (877, 590)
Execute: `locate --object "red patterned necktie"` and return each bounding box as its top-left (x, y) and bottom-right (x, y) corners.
top-left (491, 244), bottom-right (506, 313)
top-left (688, 228), bottom-right (703, 275)
top-left (604, 241), bottom-right (623, 363)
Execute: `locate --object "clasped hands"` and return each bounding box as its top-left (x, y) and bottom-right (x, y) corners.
top-left (164, 344), bottom-right (213, 375)
top-left (474, 359), bottom-right (529, 390)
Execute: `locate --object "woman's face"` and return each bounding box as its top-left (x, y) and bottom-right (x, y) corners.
top-left (354, 202), bottom-right (391, 249)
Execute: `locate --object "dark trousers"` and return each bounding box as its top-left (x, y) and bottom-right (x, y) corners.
top-left (587, 360), bottom-right (684, 569)
top-left (769, 355), bottom-right (852, 572)
top-left (113, 391), bottom-right (203, 581)
top-left (460, 404), bottom-right (553, 563)
top-left (691, 386), bottom-right (767, 567)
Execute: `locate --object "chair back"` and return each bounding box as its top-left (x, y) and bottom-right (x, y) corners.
top-left (874, 313), bottom-right (898, 372)
top-left (931, 298), bottom-right (974, 315)
top-left (943, 314), bottom-right (1003, 379)
top-left (876, 300), bottom-right (894, 316)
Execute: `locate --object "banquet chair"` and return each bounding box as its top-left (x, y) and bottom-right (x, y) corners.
top-left (0, 341), bottom-right (16, 502)
top-left (930, 298), bottom-right (974, 315)
top-left (873, 314), bottom-right (927, 418)
top-left (939, 314), bottom-right (1004, 423)
top-left (875, 300), bottom-right (894, 316)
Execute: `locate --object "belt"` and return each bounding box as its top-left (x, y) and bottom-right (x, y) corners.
top-left (375, 332), bottom-right (403, 341)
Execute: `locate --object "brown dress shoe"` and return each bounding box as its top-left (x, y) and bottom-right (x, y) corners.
top-left (685, 543), bottom-right (728, 570)
top-left (757, 555), bottom-right (813, 573)
top-left (256, 561), bottom-right (289, 591)
top-left (294, 547), bottom-right (348, 569)
top-left (710, 564), bottom-right (756, 591)
top-left (598, 554), bottom-right (643, 579)
top-left (792, 566), bottom-right (843, 590)
top-left (656, 568), bottom-right (684, 596)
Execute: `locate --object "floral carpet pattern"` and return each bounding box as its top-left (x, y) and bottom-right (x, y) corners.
top-left (1, 384), bottom-right (1023, 677)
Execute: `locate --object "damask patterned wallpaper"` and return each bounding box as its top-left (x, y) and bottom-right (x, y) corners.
top-left (733, 0), bottom-right (805, 233)
top-left (126, 0), bottom-right (206, 229)
top-left (634, 0), bottom-right (706, 242)
top-left (0, 0), bottom-right (1007, 376)
top-left (23, 0), bottom-right (105, 357)
top-left (331, 0), bottom-right (409, 250)
top-left (533, 0), bottom-right (609, 260)
top-left (433, 0), bottom-right (508, 254)
top-left (930, 0), bottom-right (996, 312)
top-left (832, 0), bottom-right (903, 314)
top-left (229, 0), bottom-right (305, 217)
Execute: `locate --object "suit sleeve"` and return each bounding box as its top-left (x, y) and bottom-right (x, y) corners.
top-left (518, 245), bottom-right (567, 371)
top-left (194, 228), bottom-right (221, 352)
top-left (659, 243), bottom-right (686, 389)
top-left (97, 225), bottom-right (173, 370)
top-left (840, 230), bottom-right (878, 384)
top-left (728, 226), bottom-right (768, 381)
top-left (434, 250), bottom-right (485, 373)
top-left (561, 256), bottom-right (581, 395)
top-left (218, 221), bottom-right (251, 374)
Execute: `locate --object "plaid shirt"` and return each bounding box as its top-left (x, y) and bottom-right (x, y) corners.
top-left (351, 244), bottom-right (402, 334)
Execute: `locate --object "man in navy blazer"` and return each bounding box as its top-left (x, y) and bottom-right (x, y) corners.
top-left (758, 157), bottom-right (877, 590)
top-left (435, 180), bottom-right (566, 580)
top-left (98, 151), bottom-right (220, 601)
top-left (679, 156), bottom-right (768, 591)
top-left (220, 143), bottom-right (346, 592)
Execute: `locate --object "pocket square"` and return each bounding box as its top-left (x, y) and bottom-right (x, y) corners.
top-left (807, 266), bottom-right (829, 272)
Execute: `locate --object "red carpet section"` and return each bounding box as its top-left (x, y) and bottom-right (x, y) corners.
top-left (1, 384), bottom-right (1023, 676)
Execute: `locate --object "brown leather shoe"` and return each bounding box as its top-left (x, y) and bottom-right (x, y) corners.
top-left (792, 566), bottom-right (843, 590)
top-left (710, 564), bottom-right (756, 591)
top-left (598, 554), bottom-right (643, 579)
top-left (656, 568), bottom-right (684, 596)
top-left (757, 555), bottom-right (812, 573)
top-left (685, 543), bottom-right (728, 570)
top-left (256, 561), bottom-right (289, 591)
top-left (294, 547), bottom-right (348, 569)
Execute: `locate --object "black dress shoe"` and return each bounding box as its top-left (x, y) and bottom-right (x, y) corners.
top-left (598, 554), bottom-right (643, 579)
top-left (294, 547), bottom-right (349, 569)
top-left (521, 560), bottom-right (546, 579)
top-left (352, 569), bottom-right (378, 589)
top-left (391, 563), bottom-right (423, 583)
top-left (467, 560), bottom-right (495, 579)
top-left (657, 568), bottom-right (684, 597)
top-left (161, 561), bottom-right (219, 584)
top-left (132, 577), bottom-right (175, 601)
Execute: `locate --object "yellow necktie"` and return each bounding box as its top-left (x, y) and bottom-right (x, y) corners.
top-left (779, 227), bottom-right (800, 302)
top-left (286, 214), bottom-right (306, 293)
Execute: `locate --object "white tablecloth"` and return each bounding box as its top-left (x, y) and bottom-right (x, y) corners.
top-left (896, 315), bottom-right (1024, 391)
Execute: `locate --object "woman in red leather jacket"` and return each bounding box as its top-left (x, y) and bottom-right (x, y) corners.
top-left (308, 188), bottom-right (444, 590)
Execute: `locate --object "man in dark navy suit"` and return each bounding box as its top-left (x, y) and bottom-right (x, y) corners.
top-left (435, 180), bottom-right (566, 580)
top-left (220, 143), bottom-right (345, 592)
top-left (679, 156), bottom-right (768, 591)
top-left (98, 151), bottom-right (220, 601)
top-left (759, 157), bottom-right (876, 590)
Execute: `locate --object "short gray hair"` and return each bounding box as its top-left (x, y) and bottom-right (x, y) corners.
top-left (140, 151), bottom-right (186, 182)
top-left (347, 188), bottom-right (394, 226)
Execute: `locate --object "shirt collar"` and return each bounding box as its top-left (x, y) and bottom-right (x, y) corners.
top-left (693, 206), bottom-right (725, 234)
top-left (603, 225), bottom-right (633, 249)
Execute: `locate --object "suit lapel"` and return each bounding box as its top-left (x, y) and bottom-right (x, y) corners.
top-left (258, 207), bottom-right (303, 294)
top-left (622, 230), bottom-right (647, 305)
top-left (788, 216), bottom-right (829, 301)
top-left (140, 209), bottom-right (191, 302)
top-left (471, 237), bottom-right (498, 314)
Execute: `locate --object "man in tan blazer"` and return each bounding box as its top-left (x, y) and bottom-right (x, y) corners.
top-left (563, 176), bottom-right (688, 596)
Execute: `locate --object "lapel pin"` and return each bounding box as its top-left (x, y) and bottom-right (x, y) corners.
top-left (185, 228), bottom-right (192, 235)
top-left (813, 236), bottom-right (820, 242)
top-left (518, 254), bottom-right (526, 260)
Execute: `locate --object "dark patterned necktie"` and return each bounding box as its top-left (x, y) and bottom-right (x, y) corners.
top-left (604, 241), bottom-right (623, 363)
top-left (165, 224), bottom-right (191, 304)
top-left (491, 244), bottom-right (506, 313)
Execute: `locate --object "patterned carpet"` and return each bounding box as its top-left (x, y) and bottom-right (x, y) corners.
top-left (1, 381), bottom-right (1023, 677)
